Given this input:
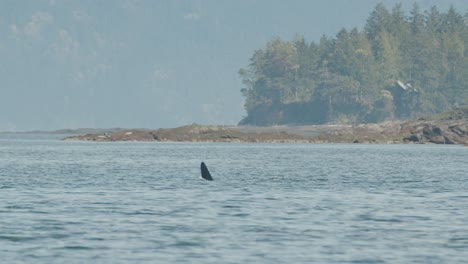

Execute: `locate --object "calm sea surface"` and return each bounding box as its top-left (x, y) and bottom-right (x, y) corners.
top-left (1, 134), bottom-right (468, 263)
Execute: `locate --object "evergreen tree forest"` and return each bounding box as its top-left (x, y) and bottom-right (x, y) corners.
top-left (239, 3), bottom-right (468, 125)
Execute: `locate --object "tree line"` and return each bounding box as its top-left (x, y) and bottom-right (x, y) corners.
top-left (239, 3), bottom-right (468, 125)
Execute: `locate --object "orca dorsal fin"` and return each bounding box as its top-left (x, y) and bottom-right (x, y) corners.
top-left (200, 162), bottom-right (213, 181)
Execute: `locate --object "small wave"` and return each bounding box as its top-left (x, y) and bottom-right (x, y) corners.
top-left (451, 195), bottom-right (468, 199)
top-left (0, 235), bottom-right (36, 242)
top-left (397, 215), bottom-right (431, 221)
top-left (447, 236), bottom-right (468, 249)
top-left (449, 237), bottom-right (468, 242)
top-left (221, 205), bottom-right (242, 209)
top-left (232, 213), bottom-right (249, 217)
top-left (30, 210), bottom-right (52, 214)
top-left (61, 246), bottom-right (93, 250)
top-left (350, 258), bottom-right (385, 263)
top-left (5, 205), bottom-right (33, 209)
top-left (170, 241), bottom-right (201, 247)
top-left (49, 233), bottom-right (69, 239)
top-left (356, 214), bottom-right (403, 223)
top-left (120, 210), bottom-right (159, 215)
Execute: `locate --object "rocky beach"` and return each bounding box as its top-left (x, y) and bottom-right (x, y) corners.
top-left (63, 108), bottom-right (468, 145)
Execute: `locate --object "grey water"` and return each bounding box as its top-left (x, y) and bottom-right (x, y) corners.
top-left (1, 134), bottom-right (468, 263)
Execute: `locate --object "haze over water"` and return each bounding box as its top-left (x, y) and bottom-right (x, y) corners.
top-left (1, 134), bottom-right (468, 263)
top-left (1, 0), bottom-right (467, 131)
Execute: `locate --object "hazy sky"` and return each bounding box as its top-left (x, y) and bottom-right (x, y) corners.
top-left (1, 0), bottom-right (467, 131)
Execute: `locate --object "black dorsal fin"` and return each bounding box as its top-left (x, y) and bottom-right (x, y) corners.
top-left (200, 162), bottom-right (213, 181)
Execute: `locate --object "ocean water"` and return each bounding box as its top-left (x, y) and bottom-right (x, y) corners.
top-left (1, 134), bottom-right (468, 263)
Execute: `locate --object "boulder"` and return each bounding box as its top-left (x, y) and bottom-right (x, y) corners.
top-left (429, 135), bottom-right (446, 144)
top-left (404, 134), bottom-right (421, 143)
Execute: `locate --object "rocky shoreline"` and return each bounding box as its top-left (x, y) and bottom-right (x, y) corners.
top-left (313, 120), bottom-right (468, 145)
top-left (64, 108), bottom-right (468, 145)
top-left (63, 125), bottom-right (312, 143)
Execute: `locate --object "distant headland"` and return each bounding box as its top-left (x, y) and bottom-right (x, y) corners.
top-left (63, 107), bottom-right (468, 145)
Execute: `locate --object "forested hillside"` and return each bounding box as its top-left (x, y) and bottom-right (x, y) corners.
top-left (239, 3), bottom-right (468, 125)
